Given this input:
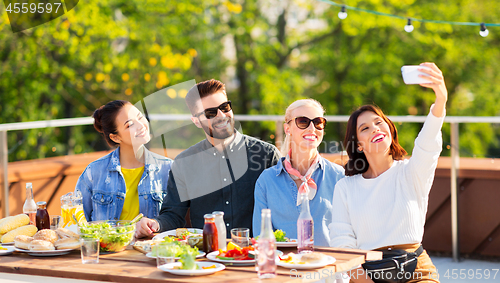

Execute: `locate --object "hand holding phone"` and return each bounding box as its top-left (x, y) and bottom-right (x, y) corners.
top-left (401, 65), bottom-right (433, 85)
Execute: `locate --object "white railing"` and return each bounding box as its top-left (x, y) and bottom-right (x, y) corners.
top-left (3, 114), bottom-right (500, 261)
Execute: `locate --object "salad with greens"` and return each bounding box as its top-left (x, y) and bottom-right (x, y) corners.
top-left (255, 229), bottom-right (289, 242)
top-left (153, 238), bottom-right (199, 270)
top-left (79, 221), bottom-right (135, 252)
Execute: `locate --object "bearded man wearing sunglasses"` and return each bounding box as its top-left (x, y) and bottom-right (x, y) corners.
top-left (136, 79), bottom-right (281, 238)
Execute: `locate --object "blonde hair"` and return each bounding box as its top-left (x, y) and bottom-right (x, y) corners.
top-left (281, 99), bottom-right (325, 156)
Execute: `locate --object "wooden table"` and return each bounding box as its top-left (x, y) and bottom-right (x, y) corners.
top-left (0, 246), bottom-right (381, 283)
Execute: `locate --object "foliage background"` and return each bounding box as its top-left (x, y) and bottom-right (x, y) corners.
top-left (1, 0), bottom-right (500, 161)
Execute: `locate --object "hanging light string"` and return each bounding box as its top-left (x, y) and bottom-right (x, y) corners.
top-left (318, 0), bottom-right (500, 36)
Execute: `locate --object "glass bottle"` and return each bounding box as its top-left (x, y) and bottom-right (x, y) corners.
top-left (36, 201), bottom-right (50, 230)
top-left (257, 209), bottom-right (276, 279)
top-left (23, 183), bottom-right (37, 226)
top-left (297, 192), bottom-right (314, 253)
top-left (202, 214), bottom-right (218, 253)
top-left (212, 211), bottom-right (227, 251)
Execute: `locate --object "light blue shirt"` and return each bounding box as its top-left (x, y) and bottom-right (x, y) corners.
top-left (253, 156), bottom-right (344, 247)
top-left (75, 147), bottom-right (173, 221)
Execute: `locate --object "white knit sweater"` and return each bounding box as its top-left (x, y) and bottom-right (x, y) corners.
top-left (329, 107), bottom-right (445, 251)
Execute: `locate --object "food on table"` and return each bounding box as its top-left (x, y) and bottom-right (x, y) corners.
top-left (301, 252), bottom-right (327, 264)
top-left (160, 228), bottom-right (204, 249)
top-left (254, 229), bottom-right (296, 243)
top-left (29, 239), bottom-right (55, 251)
top-left (216, 242), bottom-right (254, 260)
top-left (55, 228), bottom-right (79, 239)
top-left (0, 214), bottom-right (30, 235)
top-left (151, 238), bottom-right (199, 258)
top-left (14, 235), bottom-right (34, 250)
top-left (79, 220), bottom-right (135, 253)
top-left (15, 230), bottom-right (80, 251)
top-left (0, 245), bottom-right (6, 250)
top-left (226, 241), bottom-right (241, 251)
top-left (279, 252), bottom-right (327, 264)
top-left (33, 229), bottom-right (58, 244)
top-left (273, 229), bottom-right (288, 242)
top-left (0, 216), bottom-right (14, 226)
top-left (54, 237), bottom-right (81, 250)
top-left (178, 246), bottom-right (198, 270)
top-left (187, 235), bottom-right (203, 250)
top-left (176, 228), bottom-right (188, 237)
top-left (1, 224), bottom-right (37, 243)
top-left (133, 239), bottom-right (164, 253)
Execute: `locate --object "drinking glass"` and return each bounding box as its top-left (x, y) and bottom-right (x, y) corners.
top-left (155, 242), bottom-right (177, 268)
top-left (50, 215), bottom-right (61, 230)
top-left (230, 228), bottom-right (250, 247)
top-left (80, 238), bottom-right (99, 264)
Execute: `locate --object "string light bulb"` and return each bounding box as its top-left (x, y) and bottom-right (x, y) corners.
top-left (338, 5), bottom-right (347, 20)
top-left (404, 18), bottom-right (414, 33)
top-left (480, 23), bottom-right (489, 37)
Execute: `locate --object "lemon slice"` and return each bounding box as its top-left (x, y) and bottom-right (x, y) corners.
top-left (227, 241), bottom-right (241, 251)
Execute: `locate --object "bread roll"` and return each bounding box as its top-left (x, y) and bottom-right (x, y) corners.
top-left (33, 229), bottom-right (58, 244)
top-left (14, 235), bottom-right (33, 250)
top-left (29, 240), bottom-right (55, 251)
top-left (54, 237), bottom-right (81, 250)
top-left (55, 228), bottom-right (79, 239)
top-left (301, 252), bottom-right (326, 264)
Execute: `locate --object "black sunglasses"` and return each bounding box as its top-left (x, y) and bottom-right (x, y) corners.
top-left (194, 101), bottom-right (232, 119)
top-left (287, 116), bottom-right (327, 130)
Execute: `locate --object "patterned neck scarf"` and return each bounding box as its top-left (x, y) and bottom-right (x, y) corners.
top-left (283, 149), bottom-right (320, 206)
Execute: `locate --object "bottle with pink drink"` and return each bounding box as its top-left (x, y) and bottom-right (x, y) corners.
top-left (257, 209), bottom-right (276, 279)
top-left (297, 192), bottom-right (314, 253)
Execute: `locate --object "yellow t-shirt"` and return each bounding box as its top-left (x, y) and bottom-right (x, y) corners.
top-left (119, 166), bottom-right (144, 220)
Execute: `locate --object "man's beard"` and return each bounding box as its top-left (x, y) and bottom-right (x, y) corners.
top-left (201, 117), bottom-right (235, 139)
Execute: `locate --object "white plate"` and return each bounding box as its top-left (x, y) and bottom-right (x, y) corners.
top-left (206, 250), bottom-right (283, 266)
top-left (0, 242), bottom-right (14, 246)
top-left (0, 246), bottom-right (15, 255)
top-left (158, 261), bottom-right (225, 276)
top-left (152, 228), bottom-right (203, 241)
top-left (277, 254), bottom-right (336, 269)
top-left (146, 250), bottom-right (206, 259)
top-left (276, 239), bottom-right (298, 247)
top-left (14, 247), bottom-right (74, 257)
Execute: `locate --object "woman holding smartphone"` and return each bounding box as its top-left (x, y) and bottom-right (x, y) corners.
top-left (329, 63), bottom-right (446, 282)
top-left (75, 100), bottom-right (173, 221)
top-left (253, 99), bottom-right (344, 246)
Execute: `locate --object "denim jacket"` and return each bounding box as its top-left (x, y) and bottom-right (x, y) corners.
top-left (75, 147), bottom-right (173, 221)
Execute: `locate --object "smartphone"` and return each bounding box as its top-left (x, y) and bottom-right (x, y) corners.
top-left (401, 65), bottom-right (432, 85)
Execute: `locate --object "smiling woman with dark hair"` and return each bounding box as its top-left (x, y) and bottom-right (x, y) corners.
top-left (329, 63), bottom-right (447, 283)
top-left (75, 100), bottom-right (173, 222)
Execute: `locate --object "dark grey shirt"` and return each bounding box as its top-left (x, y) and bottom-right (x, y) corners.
top-left (156, 131), bottom-right (281, 236)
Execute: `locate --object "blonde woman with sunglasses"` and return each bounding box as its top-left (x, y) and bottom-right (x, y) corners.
top-left (252, 99), bottom-right (345, 246)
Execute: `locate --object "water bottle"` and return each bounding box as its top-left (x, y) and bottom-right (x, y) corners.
top-left (297, 192), bottom-right (314, 253)
top-left (257, 209), bottom-right (276, 279)
top-left (23, 183), bottom-right (37, 226)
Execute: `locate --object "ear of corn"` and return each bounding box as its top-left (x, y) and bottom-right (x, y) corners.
top-left (0, 216), bottom-right (13, 226)
top-left (1, 225), bottom-right (37, 243)
top-left (0, 214), bottom-right (30, 234)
